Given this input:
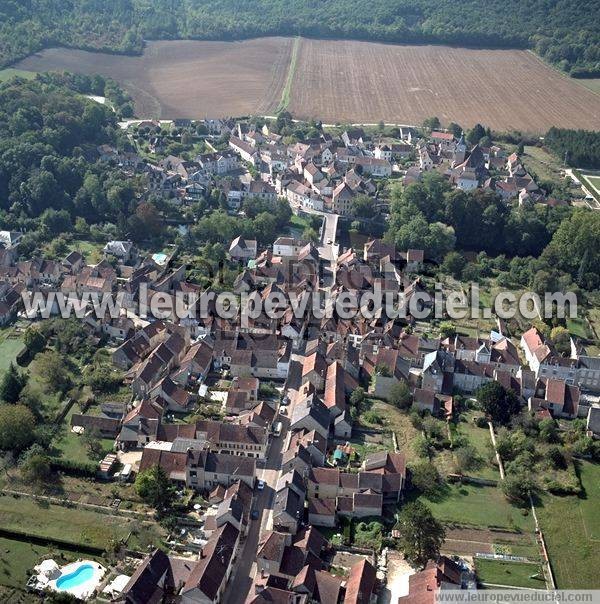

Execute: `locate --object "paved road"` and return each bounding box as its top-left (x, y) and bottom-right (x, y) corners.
top-left (222, 415), bottom-right (288, 604)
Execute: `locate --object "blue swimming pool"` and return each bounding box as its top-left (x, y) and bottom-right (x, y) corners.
top-left (56, 564), bottom-right (95, 590)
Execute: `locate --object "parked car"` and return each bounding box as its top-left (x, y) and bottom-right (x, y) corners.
top-left (256, 479), bottom-right (265, 491)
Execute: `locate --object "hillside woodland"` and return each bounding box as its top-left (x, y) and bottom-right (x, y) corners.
top-left (1, 0), bottom-right (599, 77)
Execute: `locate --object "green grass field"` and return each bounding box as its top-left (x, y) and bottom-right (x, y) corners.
top-left (566, 317), bottom-right (592, 340)
top-left (72, 239), bottom-right (105, 264)
top-left (453, 413), bottom-right (499, 481)
top-left (538, 461), bottom-right (600, 588)
top-left (0, 329), bottom-right (25, 373)
top-left (475, 558), bottom-right (546, 589)
top-left (419, 482), bottom-right (534, 532)
top-left (0, 494), bottom-right (163, 551)
top-left (52, 407), bottom-right (115, 463)
top-left (584, 175), bottom-right (600, 195)
top-left (578, 78), bottom-right (600, 95)
top-left (523, 146), bottom-right (565, 185)
top-left (0, 69), bottom-right (36, 83)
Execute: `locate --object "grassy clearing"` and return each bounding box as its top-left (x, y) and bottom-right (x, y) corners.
top-left (566, 316), bottom-right (592, 339)
top-left (0, 494), bottom-right (150, 550)
top-left (583, 175), bottom-right (600, 196)
top-left (72, 239), bottom-right (105, 264)
top-left (0, 329), bottom-right (25, 373)
top-left (475, 558), bottom-right (546, 589)
top-left (52, 406), bottom-right (115, 463)
top-left (578, 78), bottom-right (600, 95)
top-left (523, 146), bottom-right (566, 185)
top-left (453, 412), bottom-right (499, 481)
top-left (418, 482), bottom-right (534, 532)
top-left (537, 461), bottom-right (600, 588)
top-left (0, 68), bottom-right (36, 83)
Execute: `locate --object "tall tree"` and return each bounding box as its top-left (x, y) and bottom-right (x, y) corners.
top-left (0, 363), bottom-right (27, 404)
top-left (476, 381), bottom-right (520, 425)
top-left (396, 501), bottom-right (445, 568)
top-left (135, 465), bottom-right (175, 513)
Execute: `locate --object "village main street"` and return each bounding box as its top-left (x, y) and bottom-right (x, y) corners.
top-left (222, 414), bottom-right (290, 604)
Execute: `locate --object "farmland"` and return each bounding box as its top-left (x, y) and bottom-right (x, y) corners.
top-left (14, 38), bottom-right (294, 119)
top-left (287, 39), bottom-right (600, 132)
top-left (12, 37), bottom-right (600, 132)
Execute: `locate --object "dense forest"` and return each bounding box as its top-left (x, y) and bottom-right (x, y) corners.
top-left (544, 128), bottom-right (600, 169)
top-left (1, 0), bottom-right (600, 77)
top-left (385, 172), bottom-right (600, 292)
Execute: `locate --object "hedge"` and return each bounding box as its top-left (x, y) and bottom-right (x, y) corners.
top-left (49, 457), bottom-right (97, 477)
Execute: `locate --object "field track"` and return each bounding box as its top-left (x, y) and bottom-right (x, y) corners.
top-left (13, 37), bottom-right (600, 132)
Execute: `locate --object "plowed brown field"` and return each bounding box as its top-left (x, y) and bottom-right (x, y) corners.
top-left (15, 38), bottom-right (293, 118)
top-left (287, 38), bottom-right (600, 132)
top-left (13, 37), bottom-right (600, 132)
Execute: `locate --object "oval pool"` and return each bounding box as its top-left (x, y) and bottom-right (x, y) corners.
top-left (56, 563), bottom-right (95, 590)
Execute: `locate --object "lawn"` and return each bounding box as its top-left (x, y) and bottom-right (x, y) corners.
top-left (52, 406), bottom-right (115, 463)
top-left (72, 239), bottom-right (105, 264)
top-left (453, 412), bottom-right (499, 481)
top-left (537, 461), bottom-right (600, 588)
top-left (522, 145), bottom-right (565, 185)
top-left (0, 536), bottom-right (92, 589)
top-left (566, 316), bottom-right (592, 339)
top-left (0, 494), bottom-right (153, 550)
top-left (475, 558), bottom-right (546, 589)
top-left (0, 328), bottom-right (25, 373)
top-left (418, 482), bottom-right (534, 532)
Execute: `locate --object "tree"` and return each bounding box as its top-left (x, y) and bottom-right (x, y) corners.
top-left (422, 117), bottom-right (441, 131)
top-left (501, 471), bottom-right (534, 504)
top-left (0, 363), bottom-right (27, 404)
top-left (396, 501), bottom-right (445, 568)
top-left (550, 326), bottom-right (571, 356)
top-left (351, 194), bottom-right (373, 218)
top-left (24, 326), bottom-right (46, 356)
top-left (82, 427), bottom-right (104, 458)
top-left (35, 351), bottom-right (72, 394)
top-left (410, 461), bottom-right (441, 495)
top-left (441, 251), bottom-right (466, 279)
top-left (467, 123), bottom-right (486, 144)
top-left (454, 445), bottom-right (481, 473)
top-left (539, 418), bottom-right (559, 443)
top-left (302, 226), bottom-right (319, 242)
top-left (447, 123), bottom-right (463, 138)
top-left (135, 465), bottom-right (175, 513)
top-left (350, 387), bottom-right (366, 409)
top-left (20, 453), bottom-right (51, 486)
top-left (476, 381), bottom-right (521, 425)
top-left (388, 381), bottom-right (411, 410)
top-left (0, 405), bottom-right (36, 452)
top-left (438, 322), bottom-right (456, 339)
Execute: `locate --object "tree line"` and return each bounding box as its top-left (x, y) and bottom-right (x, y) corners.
top-left (544, 127), bottom-right (600, 170)
top-left (1, 0), bottom-right (599, 77)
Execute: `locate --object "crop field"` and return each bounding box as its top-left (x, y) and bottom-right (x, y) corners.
top-left (14, 38), bottom-right (294, 118)
top-left (13, 37), bottom-right (600, 132)
top-left (287, 39), bottom-right (600, 132)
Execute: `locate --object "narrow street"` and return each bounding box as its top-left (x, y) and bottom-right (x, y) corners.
top-left (222, 415), bottom-right (288, 604)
